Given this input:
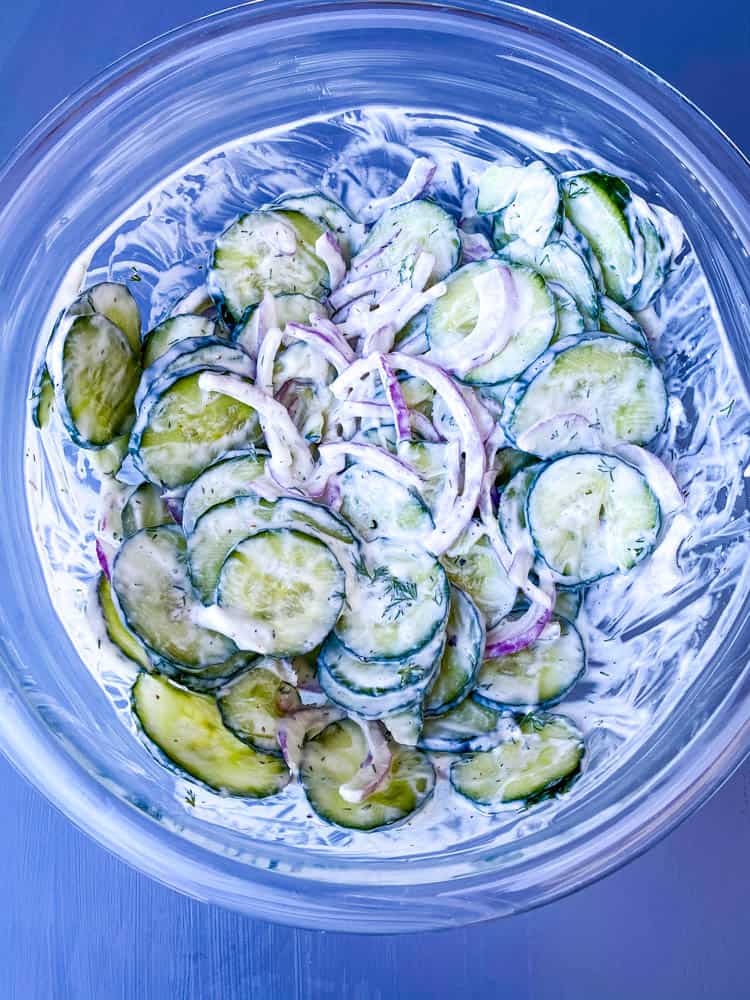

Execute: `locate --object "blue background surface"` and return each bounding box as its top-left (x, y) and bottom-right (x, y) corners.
top-left (1, 2), bottom-right (749, 997)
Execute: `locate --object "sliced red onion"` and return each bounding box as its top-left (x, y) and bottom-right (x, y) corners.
top-left (95, 538), bottom-right (110, 580)
top-left (339, 719), bottom-right (393, 804)
top-left (255, 324), bottom-right (285, 395)
top-left (432, 382), bottom-right (495, 443)
top-left (198, 372), bottom-right (314, 488)
top-left (359, 157), bottom-right (437, 223)
top-left (410, 411), bottom-right (442, 443)
top-left (305, 315), bottom-right (357, 361)
top-left (378, 355), bottom-right (411, 444)
top-left (614, 443), bottom-right (684, 514)
top-left (514, 412), bottom-right (602, 456)
top-left (315, 231), bottom-right (346, 291)
top-left (277, 707), bottom-right (345, 778)
top-left (485, 597), bottom-right (554, 658)
top-left (164, 496), bottom-right (183, 525)
top-left (459, 228), bottom-right (493, 262)
top-left (329, 269), bottom-right (392, 312)
top-left (351, 227), bottom-right (403, 275)
top-left (245, 290), bottom-right (279, 359)
top-left (318, 441), bottom-right (423, 492)
top-left (284, 323), bottom-right (352, 373)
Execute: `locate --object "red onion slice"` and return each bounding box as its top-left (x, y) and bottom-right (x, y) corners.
top-left (339, 719), bottom-right (393, 804)
top-left (284, 323), bottom-right (353, 373)
top-left (459, 228), bottom-right (493, 262)
top-left (315, 232), bottom-right (346, 291)
top-left (277, 707), bottom-right (345, 778)
top-left (95, 538), bottom-right (111, 580)
top-left (359, 157), bottom-right (436, 223)
top-left (318, 442), bottom-right (424, 492)
top-left (378, 355), bottom-right (411, 444)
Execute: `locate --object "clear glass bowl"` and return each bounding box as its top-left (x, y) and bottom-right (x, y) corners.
top-left (1, 0), bottom-right (750, 932)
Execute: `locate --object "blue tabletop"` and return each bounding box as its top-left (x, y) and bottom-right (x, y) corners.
top-left (2, 2), bottom-right (749, 997)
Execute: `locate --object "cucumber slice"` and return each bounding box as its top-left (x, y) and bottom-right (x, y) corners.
top-left (450, 713), bottom-right (584, 806)
top-left (598, 296), bottom-right (647, 346)
top-left (65, 281), bottom-right (141, 354)
top-left (131, 369), bottom-right (261, 488)
top-left (217, 662), bottom-right (301, 753)
top-left (426, 260), bottom-right (555, 386)
top-left (300, 719), bottom-right (435, 830)
top-left (112, 525), bottom-right (237, 668)
top-left (234, 293), bottom-right (329, 356)
top-left (135, 337), bottom-right (254, 408)
top-left (271, 193), bottom-right (365, 258)
top-left (498, 464), bottom-right (543, 556)
top-left (503, 335), bottom-right (667, 457)
top-left (424, 587), bottom-right (485, 716)
top-left (477, 161), bottom-right (561, 248)
top-left (272, 339), bottom-right (335, 390)
top-left (141, 314), bottom-right (218, 368)
top-left (441, 521), bottom-right (516, 628)
top-left (181, 450), bottom-right (268, 536)
top-left (213, 529), bottom-right (345, 656)
top-left (335, 538), bottom-right (449, 661)
top-left (210, 209), bottom-right (329, 321)
top-left (550, 283), bottom-right (585, 342)
top-left (628, 202), bottom-right (670, 310)
top-left (474, 616), bottom-right (585, 710)
top-left (97, 573), bottom-right (150, 668)
top-left (133, 672), bottom-right (289, 797)
top-left (49, 314), bottom-right (140, 448)
top-left (499, 238), bottom-right (599, 328)
top-left (418, 698), bottom-right (506, 752)
top-left (121, 483), bottom-right (172, 537)
top-left (562, 172), bottom-right (640, 304)
top-left (527, 453), bottom-right (661, 584)
top-left (554, 588), bottom-right (583, 621)
top-left (318, 630), bottom-right (445, 719)
top-left (382, 707), bottom-right (423, 747)
top-left (31, 363), bottom-right (55, 430)
top-left (188, 494), bottom-right (355, 603)
top-left (356, 200), bottom-right (459, 288)
top-left (337, 464), bottom-right (433, 542)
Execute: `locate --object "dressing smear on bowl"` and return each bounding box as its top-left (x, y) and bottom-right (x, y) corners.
top-left (24, 108), bottom-right (750, 859)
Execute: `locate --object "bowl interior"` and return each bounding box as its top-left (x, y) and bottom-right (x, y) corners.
top-left (1, 0), bottom-right (750, 931)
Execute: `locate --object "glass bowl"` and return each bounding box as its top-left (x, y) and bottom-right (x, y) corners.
top-left (1, 0), bottom-right (750, 932)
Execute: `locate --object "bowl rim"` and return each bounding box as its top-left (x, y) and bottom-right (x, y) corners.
top-left (2, 0), bottom-right (750, 931)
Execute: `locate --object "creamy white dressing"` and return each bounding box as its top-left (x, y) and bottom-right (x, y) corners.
top-left (23, 107), bottom-right (750, 858)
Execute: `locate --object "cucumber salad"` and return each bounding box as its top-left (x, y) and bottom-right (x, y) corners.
top-left (30, 143), bottom-right (688, 834)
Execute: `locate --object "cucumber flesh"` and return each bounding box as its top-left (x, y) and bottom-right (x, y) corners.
top-left (503, 335), bottom-right (667, 457)
top-left (142, 314), bottom-right (218, 368)
top-left (181, 450), bottom-right (268, 536)
top-left (133, 672), bottom-right (289, 797)
top-left (112, 525), bottom-right (237, 669)
top-left (31, 364), bottom-right (55, 430)
top-left (234, 293), bottom-right (329, 357)
top-left (527, 452), bottom-right (661, 584)
top-left (97, 573), bottom-right (150, 668)
top-left (300, 719), bottom-right (435, 830)
top-left (210, 209), bottom-right (329, 321)
top-left (474, 616), bottom-right (585, 709)
top-left (424, 587), bottom-right (484, 716)
top-left (441, 521), bottom-right (516, 628)
top-left (598, 296), bottom-right (647, 346)
top-left (450, 713), bottom-right (584, 806)
top-left (382, 706), bottom-right (423, 747)
top-left (217, 662), bottom-right (301, 753)
top-left (271, 193), bottom-right (366, 258)
top-left (211, 529), bottom-right (345, 657)
top-left (478, 161), bottom-right (561, 247)
top-left (66, 281), bottom-right (141, 354)
top-left (337, 464), bottom-right (433, 542)
top-left (499, 238), bottom-right (599, 328)
top-left (121, 483), bottom-right (172, 537)
top-left (418, 698), bottom-right (507, 752)
top-left (135, 337), bottom-right (254, 408)
top-left (335, 538), bottom-right (449, 661)
top-left (550, 283), bottom-right (585, 342)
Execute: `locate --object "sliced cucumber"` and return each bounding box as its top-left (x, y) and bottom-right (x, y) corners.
top-left (210, 209), bottom-right (329, 321)
top-left (450, 713), bottom-right (584, 806)
top-left (112, 525), bottom-right (237, 668)
top-left (497, 464), bottom-right (543, 556)
top-left (121, 483), bottom-right (172, 537)
top-left (562, 172), bottom-right (640, 304)
top-left (234, 293), bottom-right (329, 356)
top-left (49, 314), bottom-right (140, 448)
top-left (97, 573), bottom-right (150, 668)
top-left (272, 193), bottom-right (365, 258)
top-left (418, 698), bottom-right (506, 752)
top-left (217, 662), bottom-right (301, 753)
top-left (142, 314), bottom-right (218, 368)
top-left (628, 201), bottom-right (670, 310)
top-left (474, 616), bottom-right (585, 710)
top-left (187, 494), bottom-right (355, 603)
top-left (355, 200), bottom-right (459, 287)
top-left (318, 630), bottom-right (445, 719)
top-left (502, 335), bottom-right (667, 457)
top-left (424, 587), bottom-right (484, 716)
top-left (181, 450), bottom-right (268, 536)
top-left (65, 281), bottom-right (141, 354)
top-left (499, 238), bottom-right (599, 328)
top-left (335, 538), bottom-right (449, 661)
top-left (426, 260), bottom-right (556, 386)
top-left (31, 363), bottom-right (55, 430)
top-left (598, 296), bottom-right (647, 346)
top-left (441, 521), bottom-right (516, 628)
top-left (478, 161), bottom-right (561, 247)
top-left (382, 706), bottom-right (423, 747)
top-left (337, 464), bottom-right (433, 542)
top-left (300, 719), bottom-right (435, 830)
top-left (527, 452), bottom-right (661, 584)
top-left (131, 369), bottom-right (261, 488)
top-left (273, 339), bottom-right (336, 391)
top-left (133, 672), bottom-right (289, 797)
top-left (135, 337), bottom-right (254, 408)
top-left (554, 588), bottom-right (583, 621)
top-left (213, 529), bottom-right (345, 656)
top-left (550, 283), bottom-right (585, 342)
